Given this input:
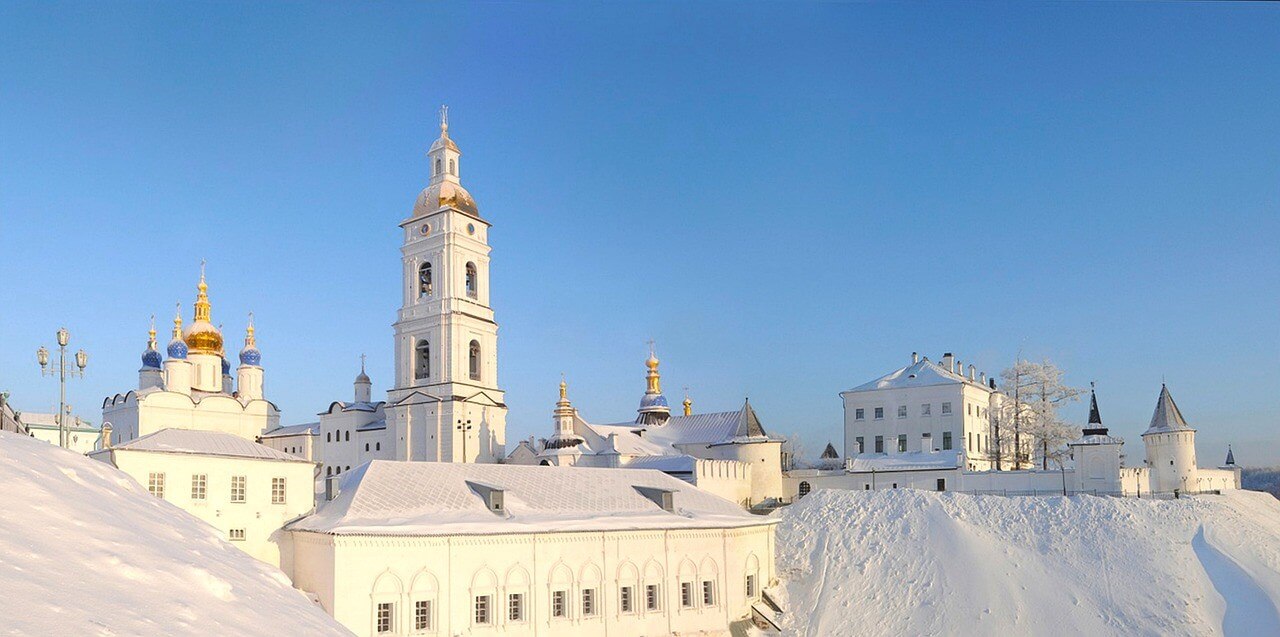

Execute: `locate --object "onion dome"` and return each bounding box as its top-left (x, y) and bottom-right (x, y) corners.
top-left (636, 344), bottom-right (671, 425)
top-left (238, 314), bottom-right (261, 367)
top-left (166, 306), bottom-right (188, 360)
top-left (141, 317), bottom-right (162, 369)
top-left (182, 266), bottom-right (224, 355)
top-left (413, 181), bottom-right (479, 217)
top-left (221, 356), bottom-right (231, 376)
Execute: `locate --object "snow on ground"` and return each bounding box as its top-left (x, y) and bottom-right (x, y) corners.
top-left (0, 432), bottom-right (351, 636)
top-left (777, 488), bottom-right (1280, 637)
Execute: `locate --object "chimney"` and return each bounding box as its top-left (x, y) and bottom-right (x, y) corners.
top-left (912, 352), bottom-right (919, 364)
top-left (100, 423), bottom-right (113, 449)
top-left (956, 359), bottom-right (963, 375)
top-left (325, 476), bottom-right (339, 501)
top-left (968, 365), bottom-right (976, 381)
top-left (980, 372), bottom-right (986, 384)
top-left (942, 353), bottom-right (954, 373)
top-left (988, 377), bottom-right (997, 390)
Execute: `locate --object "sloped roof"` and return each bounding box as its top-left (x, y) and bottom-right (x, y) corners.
top-left (593, 400), bottom-right (778, 450)
top-left (1143, 385), bottom-right (1193, 435)
top-left (103, 428), bottom-right (309, 463)
top-left (288, 460), bottom-right (771, 536)
top-left (846, 451), bottom-right (964, 472)
top-left (260, 422), bottom-right (319, 439)
top-left (845, 358), bottom-right (988, 394)
top-left (820, 443), bottom-right (840, 460)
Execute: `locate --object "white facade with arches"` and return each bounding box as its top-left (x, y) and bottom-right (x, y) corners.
top-left (282, 461), bottom-right (776, 636)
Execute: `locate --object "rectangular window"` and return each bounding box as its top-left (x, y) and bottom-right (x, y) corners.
top-left (680, 582), bottom-right (694, 608)
top-left (855, 436), bottom-right (864, 454)
top-left (937, 478), bottom-right (947, 492)
top-left (922, 403), bottom-right (932, 416)
top-left (941, 402), bottom-right (952, 415)
top-left (147, 472), bottom-right (165, 498)
top-left (552, 590), bottom-right (567, 618)
top-left (855, 408), bottom-right (865, 420)
top-left (582, 588), bottom-right (597, 617)
top-left (271, 477), bottom-right (286, 504)
top-left (702, 580), bottom-right (715, 606)
top-left (414, 600), bottom-right (433, 631)
top-left (377, 602), bottom-right (394, 634)
top-left (897, 405), bottom-right (907, 418)
top-left (474, 595), bottom-right (491, 625)
top-left (746, 574), bottom-right (757, 598)
top-left (968, 403), bottom-right (973, 416)
top-left (620, 586), bottom-right (634, 613)
top-left (230, 475), bottom-right (246, 503)
top-left (943, 431), bottom-right (953, 450)
top-left (507, 593), bottom-right (523, 622)
top-left (968, 432), bottom-right (973, 451)
top-left (897, 434), bottom-right (907, 453)
top-left (645, 584), bottom-right (660, 611)
top-left (229, 528), bottom-right (245, 542)
top-left (874, 407), bottom-right (884, 420)
top-left (874, 435), bottom-right (884, 453)
top-left (191, 474), bottom-right (206, 500)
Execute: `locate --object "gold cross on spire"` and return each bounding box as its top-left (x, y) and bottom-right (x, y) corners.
top-left (439, 104), bottom-right (449, 134)
top-left (360, 353), bottom-right (367, 373)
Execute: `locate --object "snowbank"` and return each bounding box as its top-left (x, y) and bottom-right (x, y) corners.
top-left (777, 488), bottom-right (1280, 636)
top-left (0, 432), bottom-right (351, 636)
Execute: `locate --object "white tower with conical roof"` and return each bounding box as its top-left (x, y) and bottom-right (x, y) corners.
top-left (1142, 384), bottom-right (1198, 494)
top-left (387, 107), bottom-right (507, 463)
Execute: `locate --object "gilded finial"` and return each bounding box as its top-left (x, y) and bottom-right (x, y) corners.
top-left (360, 353), bottom-right (367, 374)
top-left (244, 312), bottom-right (256, 348)
top-left (148, 314), bottom-right (157, 343)
top-left (172, 303), bottom-right (183, 338)
top-left (439, 104), bottom-right (449, 135)
top-left (559, 373), bottom-right (568, 400)
top-left (193, 262), bottom-right (212, 322)
top-left (645, 340), bottom-right (661, 394)
top-left (682, 386), bottom-right (692, 417)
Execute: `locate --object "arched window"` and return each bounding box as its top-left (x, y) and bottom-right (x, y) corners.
top-left (435, 158), bottom-right (441, 176)
top-left (326, 432), bottom-right (331, 443)
top-left (419, 262), bottom-right (432, 297)
top-left (416, 340), bottom-right (430, 380)
top-left (798, 481), bottom-right (811, 498)
top-left (449, 158), bottom-right (456, 175)
top-left (465, 262), bottom-right (478, 299)
top-left (469, 340), bottom-right (481, 381)
top-left (345, 431), bottom-right (350, 442)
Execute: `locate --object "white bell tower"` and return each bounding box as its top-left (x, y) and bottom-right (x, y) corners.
top-left (387, 106), bottom-right (507, 463)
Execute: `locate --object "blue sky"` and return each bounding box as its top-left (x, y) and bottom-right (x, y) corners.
top-left (2, 2), bottom-right (1277, 463)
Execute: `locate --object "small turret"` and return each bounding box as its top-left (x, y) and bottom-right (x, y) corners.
top-left (162, 305), bottom-right (192, 396)
top-left (636, 342), bottom-right (671, 426)
top-left (236, 313), bottom-right (264, 401)
top-left (139, 317), bottom-right (164, 391)
top-left (354, 354), bottom-right (372, 403)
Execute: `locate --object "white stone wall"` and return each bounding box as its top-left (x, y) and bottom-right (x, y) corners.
top-left (1143, 430), bottom-right (1199, 494)
top-left (284, 524), bottom-right (776, 637)
top-left (98, 449), bottom-right (316, 566)
top-left (692, 459), bottom-right (753, 507)
top-left (843, 382), bottom-right (1000, 471)
top-left (102, 391), bottom-right (278, 444)
top-left (686, 440), bottom-right (784, 505)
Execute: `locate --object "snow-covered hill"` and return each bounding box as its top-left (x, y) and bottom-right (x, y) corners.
top-left (777, 489), bottom-right (1280, 636)
top-left (0, 432), bottom-right (351, 636)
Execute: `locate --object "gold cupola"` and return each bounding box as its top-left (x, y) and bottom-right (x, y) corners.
top-left (183, 265), bottom-right (224, 355)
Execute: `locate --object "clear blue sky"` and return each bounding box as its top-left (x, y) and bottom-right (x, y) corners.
top-left (2, 2), bottom-right (1277, 463)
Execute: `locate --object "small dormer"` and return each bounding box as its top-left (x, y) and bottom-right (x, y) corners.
top-left (466, 481), bottom-right (505, 514)
top-left (634, 485), bottom-right (676, 512)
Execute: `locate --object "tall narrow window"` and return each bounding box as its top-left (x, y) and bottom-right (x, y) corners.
top-left (414, 600), bottom-right (432, 631)
top-left (943, 431), bottom-right (953, 450)
top-left (855, 436), bottom-right (864, 454)
top-left (645, 584), bottom-right (660, 611)
top-left (702, 580), bottom-right (715, 606)
top-left (147, 472), bottom-right (165, 498)
top-left (897, 434), bottom-right (907, 453)
top-left (582, 588), bottom-right (597, 617)
top-left (416, 340), bottom-right (430, 380)
top-left (271, 477), bottom-right (286, 504)
top-left (746, 574), bottom-right (757, 598)
top-left (377, 602), bottom-right (394, 633)
top-left (465, 262), bottom-right (478, 299)
top-left (449, 158), bottom-right (456, 175)
top-left (680, 582), bottom-right (694, 608)
top-left (620, 586), bottom-right (634, 613)
top-left (418, 262), bottom-right (432, 297)
top-left (469, 340), bottom-right (481, 381)
top-left (551, 590), bottom-right (567, 618)
top-left (191, 474), bottom-right (206, 500)
top-left (508, 593), bottom-right (523, 622)
top-left (474, 595), bottom-right (491, 625)
top-left (875, 435), bottom-right (884, 453)
top-left (230, 475), bottom-right (246, 503)
top-left (434, 158), bottom-right (441, 176)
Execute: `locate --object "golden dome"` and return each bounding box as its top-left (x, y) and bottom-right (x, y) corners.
top-left (183, 267), bottom-right (223, 355)
top-left (413, 181), bottom-right (479, 218)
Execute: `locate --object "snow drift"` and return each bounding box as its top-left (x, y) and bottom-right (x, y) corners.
top-left (777, 488), bottom-right (1280, 636)
top-left (0, 432), bottom-right (350, 636)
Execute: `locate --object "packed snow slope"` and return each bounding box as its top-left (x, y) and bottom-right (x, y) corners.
top-left (777, 489), bottom-right (1280, 637)
top-left (0, 432), bottom-right (351, 636)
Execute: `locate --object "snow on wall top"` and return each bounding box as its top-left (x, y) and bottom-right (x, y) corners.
top-left (845, 451), bottom-right (965, 472)
top-left (844, 358), bottom-right (989, 394)
top-left (1144, 384), bottom-right (1194, 435)
top-left (0, 431), bottom-right (351, 636)
top-left (260, 421), bottom-right (319, 439)
top-left (777, 488), bottom-right (1280, 637)
top-left (102, 428), bottom-right (310, 463)
top-left (289, 460), bottom-right (771, 536)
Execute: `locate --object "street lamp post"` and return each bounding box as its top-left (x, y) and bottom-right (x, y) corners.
top-left (455, 418), bottom-right (473, 463)
top-left (37, 327), bottom-right (88, 448)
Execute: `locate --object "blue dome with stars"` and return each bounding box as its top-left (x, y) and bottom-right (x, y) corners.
top-left (167, 338), bottom-right (188, 360)
top-left (141, 347), bottom-right (162, 369)
top-left (239, 346), bottom-right (261, 367)
top-left (221, 356), bottom-right (231, 375)
top-left (639, 393), bottom-right (669, 410)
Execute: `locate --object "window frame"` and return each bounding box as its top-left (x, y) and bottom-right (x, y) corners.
top-left (620, 585), bottom-right (634, 614)
top-left (507, 592), bottom-right (523, 623)
top-left (147, 472), bottom-right (165, 499)
top-left (680, 581), bottom-right (695, 609)
top-left (413, 599), bottom-right (433, 633)
top-left (874, 407), bottom-right (884, 420)
top-left (645, 584), bottom-right (661, 612)
top-left (582, 587), bottom-right (597, 617)
top-left (230, 475), bottom-right (246, 503)
top-left (191, 473), bottom-right (206, 501)
top-left (551, 589), bottom-right (568, 619)
top-left (702, 580), bottom-right (716, 607)
top-left (271, 477), bottom-right (287, 505)
top-left (474, 594), bottom-right (491, 625)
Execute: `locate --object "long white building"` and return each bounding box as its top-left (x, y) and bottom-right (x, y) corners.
top-left (282, 462), bottom-right (776, 637)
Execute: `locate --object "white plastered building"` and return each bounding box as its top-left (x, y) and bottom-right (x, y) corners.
top-left (282, 461), bottom-right (777, 637)
top-left (505, 353), bottom-right (785, 509)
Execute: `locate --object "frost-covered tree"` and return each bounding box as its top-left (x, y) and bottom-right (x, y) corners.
top-left (781, 433), bottom-right (809, 471)
top-left (997, 359), bottom-right (1085, 470)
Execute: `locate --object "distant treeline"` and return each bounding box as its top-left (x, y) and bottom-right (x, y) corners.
top-left (1242, 467), bottom-right (1280, 499)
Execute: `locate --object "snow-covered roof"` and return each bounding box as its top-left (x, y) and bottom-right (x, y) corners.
top-left (100, 428), bottom-right (311, 463)
top-left (288, 460), bottom-right (772, 536)
top-left (846, 451), bottom-right (964, 472)
top-left (19, 412), bottom-right (98, 431)
top-left (1070, 432), bottom-right (1125, 446)
top-left (1143, 385), bottom-right (1193, 435)
top-left (356, 419), bottom-right (387, 432)
top-left (622, 455), bottom-right (697, 473)
top-left (844, 358), bottom-right (990, 394)
top-left (260, 422), bottom-right (319, 439)
top-left (0, 431), bottom-right (348, 636)
top-left (590, 400), bottom-right (779, 451)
